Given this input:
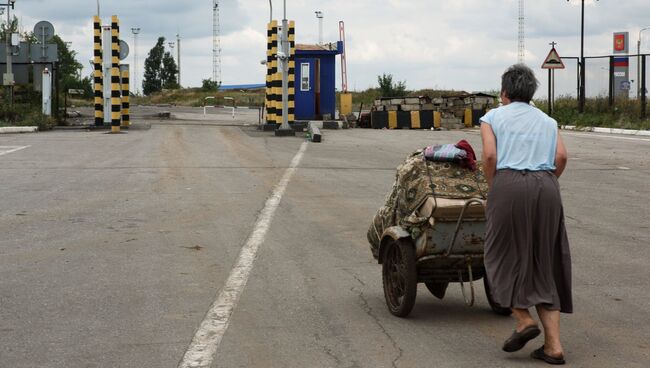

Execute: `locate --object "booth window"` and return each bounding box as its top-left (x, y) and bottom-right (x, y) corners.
top-left (301, 63), bottom-right (310, 91)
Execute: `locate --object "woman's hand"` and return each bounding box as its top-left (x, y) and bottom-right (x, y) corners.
top-left (480, 122), bottom-right (498, 187)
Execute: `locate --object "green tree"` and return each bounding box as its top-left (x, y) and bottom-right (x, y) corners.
top-left (201, 79), bottom-right (221, 92)
top-left (378, 73), bottom-right (407, 97)
top-left (0, 16), bottom-right (37, 43)
top-left (143, 37), bottom-right (165, 95)
top-left (161, 51), bottom-right (179, 89)
top-left (50, 35), bottom-right (88, 94)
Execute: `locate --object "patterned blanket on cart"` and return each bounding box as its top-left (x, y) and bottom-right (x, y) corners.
top-left (367, 149), bottom-right (488, 259)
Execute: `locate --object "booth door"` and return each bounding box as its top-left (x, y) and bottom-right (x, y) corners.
top-left (296, 58), bottom-right (316, 120)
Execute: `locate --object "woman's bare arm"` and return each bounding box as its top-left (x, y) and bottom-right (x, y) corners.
top-left (554, 130), bottom-right (568, 178)
top-left (480, 122), bottom-right (498, 187)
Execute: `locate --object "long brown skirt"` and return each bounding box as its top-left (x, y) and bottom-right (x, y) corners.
top-left (484, 169), bottom-right (573, 313)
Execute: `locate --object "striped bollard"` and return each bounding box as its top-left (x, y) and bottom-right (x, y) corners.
top-left (288, 21), bottom-right (296, 125)
top-left (110, 15), bottom-right (122, 133)
top-left (121, 67), bottom-right (130, 127)
top-left (93, 16), bottom-right (103, 126)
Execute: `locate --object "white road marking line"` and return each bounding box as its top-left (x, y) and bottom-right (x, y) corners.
top-left (0, 145), bottom-right (30, 156)
top-left (563, 132), bottom-right (650, 142)
top-left (618, 166), bottom-right (631, 170)
top-left (178, 141), bottom-right (309, 368)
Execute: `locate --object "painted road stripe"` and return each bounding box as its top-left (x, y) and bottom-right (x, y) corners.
top-left (178, 141), bottom-right (309, 368)
top-left (563, 132), bottom-right (650, 143)
top-left (0, 146), bottom-right (30, 156)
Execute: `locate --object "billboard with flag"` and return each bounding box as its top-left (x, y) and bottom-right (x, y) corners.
top-left (613, 32), bottom-right (628, 54)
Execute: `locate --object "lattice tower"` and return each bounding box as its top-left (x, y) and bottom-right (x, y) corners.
top-left (213, 0), bottom-right (222, 84)
top-left (518, 0), bottom-right (525, 63)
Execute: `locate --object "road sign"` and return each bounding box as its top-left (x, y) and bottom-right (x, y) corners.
top-left (119, 40), bottom-right (129, 60)
top-left (68, 89), bottom-right (85, 95)
top-left (541, 47), bottom-right (565, 69)
top-left (33, 21), bottom-right (55, 43)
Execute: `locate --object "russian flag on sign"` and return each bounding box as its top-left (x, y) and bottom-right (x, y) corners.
top-left (613, 57), bottom-right (629, 67)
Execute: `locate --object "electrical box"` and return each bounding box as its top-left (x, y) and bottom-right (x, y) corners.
top-left (10, 33), bottom-right (19, 46)
top-left (2, 73), bottom-right (14, 86)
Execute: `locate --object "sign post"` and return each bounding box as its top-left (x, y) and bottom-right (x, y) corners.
top-left (541, 42), bottom-right (565, 115)
top-left (613, 32), bottom-right (630, 99)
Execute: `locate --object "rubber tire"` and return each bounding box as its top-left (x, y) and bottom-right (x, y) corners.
top-left (425, 282), bottom-right (449, 300)
top-left (483, 275), bottom-right (512, 316)
top-left (382, 239), bottom-right (418, 317)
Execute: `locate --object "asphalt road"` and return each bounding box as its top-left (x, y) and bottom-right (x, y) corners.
top-left (0, 110), bottom-right (648, 367)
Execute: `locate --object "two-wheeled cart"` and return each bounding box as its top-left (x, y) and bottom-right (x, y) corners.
top-left (376, 197), bottom-right (511, 317)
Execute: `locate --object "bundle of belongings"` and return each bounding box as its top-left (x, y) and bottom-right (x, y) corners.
top-left (367, 140), bottom-right (488, 259)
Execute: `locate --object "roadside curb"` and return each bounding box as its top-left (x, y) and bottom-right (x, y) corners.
top-left (561, 125), bottom-right (650, 137)
top-left (0, 126), bottom-right (38, 134)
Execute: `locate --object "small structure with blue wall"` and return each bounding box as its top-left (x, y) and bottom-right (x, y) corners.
top-left (295, 41), bottom-right (343, 120)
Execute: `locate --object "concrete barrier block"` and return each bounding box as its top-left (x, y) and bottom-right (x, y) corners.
top-left (308, 123), bottom-right (322, 142)
top-left (323, 121), bottom-right (339, 130)
top-left (400, 104), bottom-right (421, 112)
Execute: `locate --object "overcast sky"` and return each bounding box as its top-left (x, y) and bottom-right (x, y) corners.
top-left (8, 0), bottom-right (650, 97)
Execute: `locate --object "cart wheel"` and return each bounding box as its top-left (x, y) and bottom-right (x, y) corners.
top-left (382, 239), bottom-right (417, 317)
top-left (425, 282), bottom-right (449, 300)
top-left (483, 276), bottom-right (512, 316)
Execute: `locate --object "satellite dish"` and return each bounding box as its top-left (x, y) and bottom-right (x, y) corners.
top-left (119, 39), bottom-right (129, 60)
top-left (33, 21), bottom-right (55, 43)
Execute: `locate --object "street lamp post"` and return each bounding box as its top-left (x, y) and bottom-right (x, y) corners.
top-left (131, 27), bottom-right (140, 95)
top-left (637, 27), bottom-right (650, 100)
top-left (567, 0), bottom-right (597, 113)
top-left (315, 11), bottom-right (323, 45)
top-left (176, 33), bottom-right (181, 87)
top-left (2, 0), bottom-right (16, 108)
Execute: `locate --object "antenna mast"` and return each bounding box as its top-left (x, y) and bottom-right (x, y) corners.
top-left (518, 0), bottom-right (525, 63)
top-left (213, 0), bottom-right (222, 84)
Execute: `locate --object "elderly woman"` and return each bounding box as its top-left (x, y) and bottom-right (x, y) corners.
top-left (480, 64), bottom-right (572, 365)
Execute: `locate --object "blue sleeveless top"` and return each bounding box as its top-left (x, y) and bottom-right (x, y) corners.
top-left (480, 102), bottom-right (558, 171)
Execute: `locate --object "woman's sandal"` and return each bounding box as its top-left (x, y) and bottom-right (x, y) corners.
top-left (531, 346), bottom-right (566, 365)
top-left (502, 325), bottom-right (541, 352)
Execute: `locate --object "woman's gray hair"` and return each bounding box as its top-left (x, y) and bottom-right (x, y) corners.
top-left (501, 64), bottom-right (539, 103)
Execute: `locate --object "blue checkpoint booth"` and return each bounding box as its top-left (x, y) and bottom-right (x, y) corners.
top-left (295, 42), bottom-right (343, 121)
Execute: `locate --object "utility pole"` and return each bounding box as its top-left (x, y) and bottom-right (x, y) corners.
top-left (176, 33), bottom-right (181, 87)
top-left (131, 27), bottom-right (140, 95)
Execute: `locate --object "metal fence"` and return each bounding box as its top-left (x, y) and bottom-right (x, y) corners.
top-left (541, 53), bottom-right (650, 119)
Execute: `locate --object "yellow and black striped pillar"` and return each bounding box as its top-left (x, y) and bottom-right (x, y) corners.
top-left (93, 16), bottom-right (103, 126)
top-left (265, 21), bottom-right (279, 125)
top-left (121, 67), bottom-right (130, 127)
top-left (287, 21), bottom-right (295, 124)
top-left (110, 15), bottom-right (121, 133)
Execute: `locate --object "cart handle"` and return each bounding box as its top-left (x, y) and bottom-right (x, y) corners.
top-left (444, 198), bottom-right (485, 257)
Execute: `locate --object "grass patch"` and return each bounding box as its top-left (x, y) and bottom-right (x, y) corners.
top-left (133, 88), bottom-right (265, 108)
top-left (535, 96), bottom-right (650, 130)
top-left (0, 103), bottom-right (57, 131)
